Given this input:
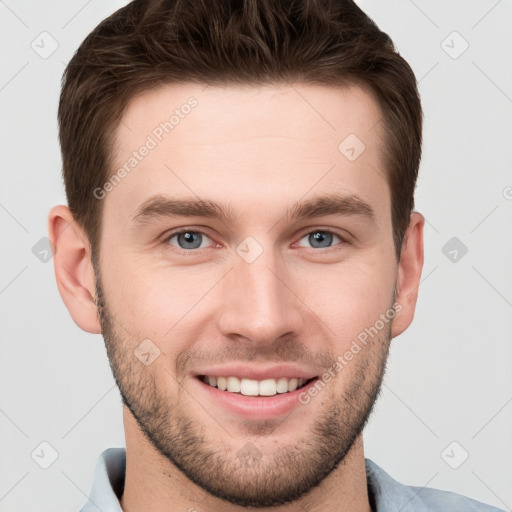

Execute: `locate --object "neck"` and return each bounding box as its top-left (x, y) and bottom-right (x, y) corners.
top-left (120, 408), bottom-right (372, 512)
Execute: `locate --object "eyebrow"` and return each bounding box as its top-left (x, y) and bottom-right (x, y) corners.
top-left (132, 195), bottom-right (237, 226)
top-left (284, 193), bottom-right (375, 223)
top-left (131, 193), bottom-right (376, 227)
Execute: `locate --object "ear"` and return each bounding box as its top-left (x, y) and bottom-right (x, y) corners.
top-left (48, 205), bottom-right (101, 334)
top-left (391, 211), bottom-right (425, 338)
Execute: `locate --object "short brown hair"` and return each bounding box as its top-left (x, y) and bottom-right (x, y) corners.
top-left (59, 0), bottom-right (422, 260)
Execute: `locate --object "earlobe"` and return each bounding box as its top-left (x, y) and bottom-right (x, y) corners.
top-left (48, 205), bottom-right (102, 334)
top-left (391, 212), bottom-right (425, 338)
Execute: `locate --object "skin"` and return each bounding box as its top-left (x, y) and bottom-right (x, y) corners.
top-left (49, 83), bottom-right (424, 512)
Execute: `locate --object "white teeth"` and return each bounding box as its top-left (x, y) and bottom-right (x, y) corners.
top-left (240, 379), bottom-right (259, 396)
top-left (259, 379), bottom-right (277, 396)
top-left (288, 378), bottom-right (298, 392)
top-left (276, 377), bottom-right (289, 394)
top-left (227, 376), bottom-right (241, 393)
top-left (217, 376), bottom-right (227, 391)
top-left (202, 375), bottom-right (312, 395)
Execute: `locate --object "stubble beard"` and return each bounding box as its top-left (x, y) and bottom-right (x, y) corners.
top-left (94, 270), bottom-right (392, 508)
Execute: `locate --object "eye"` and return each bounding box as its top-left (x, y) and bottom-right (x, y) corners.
top-left (166, 230), bottom-right (213, 250)
top-left (296, 230), bottom-right (345, 249)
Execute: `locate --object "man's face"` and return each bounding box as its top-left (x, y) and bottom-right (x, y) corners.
top-left (96, 83), bottom-right (399, 507)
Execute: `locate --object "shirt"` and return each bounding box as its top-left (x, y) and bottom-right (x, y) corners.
top-left (79, 447), bottom-right (505, 512)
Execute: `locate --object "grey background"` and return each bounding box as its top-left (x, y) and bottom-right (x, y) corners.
top-left (1, 1), bottom-right (511, 511)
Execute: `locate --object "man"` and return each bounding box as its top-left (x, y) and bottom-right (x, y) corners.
top-left (48, 0), bottom-right (504, 511)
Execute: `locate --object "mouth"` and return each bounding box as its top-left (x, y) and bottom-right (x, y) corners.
top-left (192, 375), bottom-right (320, 420)
top-left (197, 375), bottom-right (317, 396)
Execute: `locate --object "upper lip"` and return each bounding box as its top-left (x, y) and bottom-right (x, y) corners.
top-left (192, 364), bottom-right (318, 381)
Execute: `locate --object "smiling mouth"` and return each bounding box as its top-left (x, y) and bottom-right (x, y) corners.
top-left (197, 375), bottom-right (318, 397)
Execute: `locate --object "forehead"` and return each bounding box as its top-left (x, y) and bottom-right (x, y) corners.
top-left (106, 82), bottom-right (389, 227)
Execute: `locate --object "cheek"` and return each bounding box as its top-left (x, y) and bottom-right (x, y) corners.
top-left (297, 258), bottom-right (396, 345)
top-left (101, 254), bottom-right (220, 340)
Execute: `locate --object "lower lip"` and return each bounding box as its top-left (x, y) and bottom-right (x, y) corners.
top-left (191, 377), bottom-right (319, 420)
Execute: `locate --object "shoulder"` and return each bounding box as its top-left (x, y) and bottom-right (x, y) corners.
top-left (365, 458), bottom-right (506, 512)
top-left (79, 448), bottom-right (126, 512)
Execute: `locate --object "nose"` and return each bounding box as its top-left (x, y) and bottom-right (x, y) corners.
top-left (217, 242), bottom-right (304, 347)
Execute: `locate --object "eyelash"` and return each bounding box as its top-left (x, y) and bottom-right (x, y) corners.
top-left (163, 228), bottom-right (349, 255)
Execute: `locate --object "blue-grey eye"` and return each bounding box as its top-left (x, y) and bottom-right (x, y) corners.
top-left (298, 231), bottom-right (342, 249)
top-left (168, 231), bottom-right (211, 250)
